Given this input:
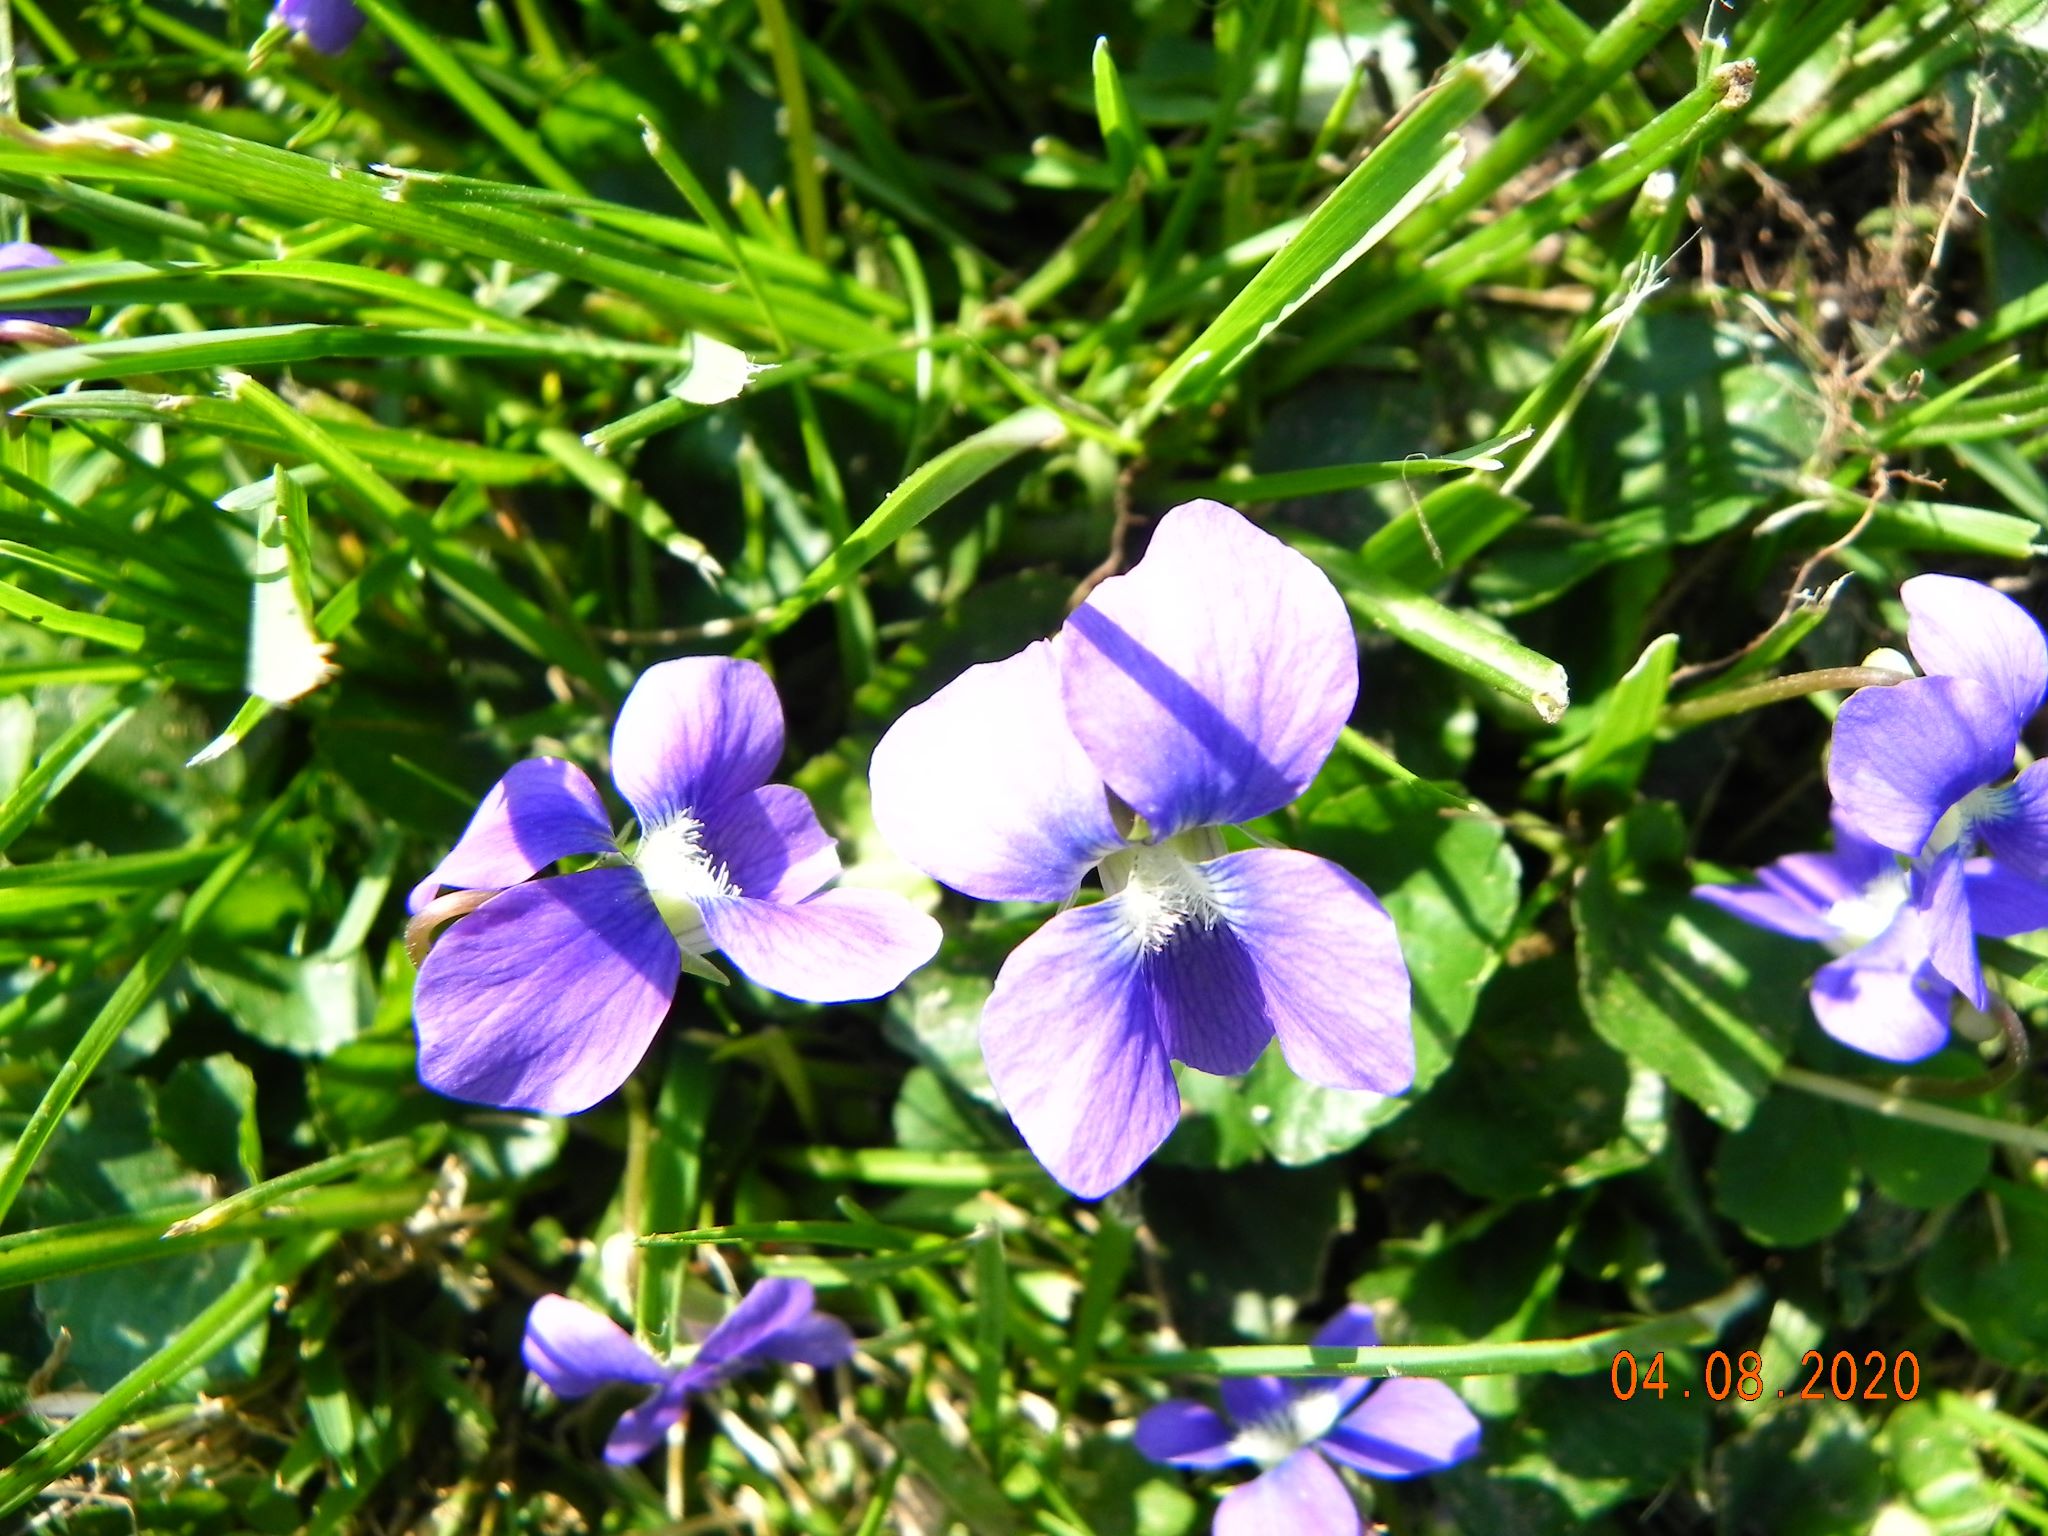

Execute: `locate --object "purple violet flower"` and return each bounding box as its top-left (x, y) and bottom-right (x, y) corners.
top-left (275, 0), bottom-right (366, 55)
top-left (1135, 1306), bottom-right (1480, 1536)
top-left (1827, 575), bottom-right (2048, 1011)
top-left (1696, 813), bottom-right (2048, 1060)
top-left (0, 243), bottom-right (87, 327)
top-left (523, 1279), bottom-right (855, 1465)
top-left (869, 501), bottom-right (1413, 1198)
top-left (411, 656), bottom-right (940, 1114)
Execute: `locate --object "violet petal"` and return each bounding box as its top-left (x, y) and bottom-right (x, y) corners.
top-left (704, 783), bottom-right (840, 905)
top-left (522, 1295), bottom-right (667, 1398)
top-left (1202, 849), bottom-right (1413, 1093)
top-left (698, 889), bottom-right (939, 1002)
top-left (981, 902), bottom-right (1180, 1198)
top-left (1298, 1305), bottom-right (1380, 1412)
top-left (0, 242), bottom-right (87, 326)
top-left (1148, 915), bottom-right (1274, 1077)
top-left (1827, 674), bottom-right (2017, 856)
top-left (603, 1378), bottom-right (688, 1465)
top-left (1320, 1379), bottom-right (1481, 1479)
top-left (276, 0), bottom-right (367, 54)
top-left (869, 640), bottom-right (1125, 903)
top-left (1694, 879), bottom-right (1840, 944)
top-left (414, 866), bottom-right (680, 1113)
top-left (612, 657), bottom-right (785, 830)
top-left (1214, 1450), bottom-right (1360, 1536)
top-left (1055, 500), bottom-right (1357, 837)
top-left (1964, 859), bottom-right (2048, 938)
top-left (1133, 1400), bottom-right (1245, 1470)
top-left (1903, 574), bottom-right (2048, 737)
top-left (1808, 909), bottom-right (1951, 1062)
top-left (1977, 759), bottom-right (2048, 886)
top-left (696, 1278), bottom-right (820, 1374)
top-left (1919, 842), bottom-right (1985, 1009)
top-left (408, 757), bottom-right (615, 915)
top-left (1220, 1375), bottom-right (1293, 1429)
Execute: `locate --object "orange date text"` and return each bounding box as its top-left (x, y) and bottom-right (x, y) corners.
top-left (1609, 1348), bottom-right (1919, 1403)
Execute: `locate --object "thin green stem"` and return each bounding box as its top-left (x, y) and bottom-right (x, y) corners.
top-left (1662, 667), bottom-right (1909, 730)
top-left (1779, 1066), bottom-right (2048, 1156)
top-left (1111, 1278), bottom-right (1764, 1379)
top-left (753, 0), bottom-right (828, 260)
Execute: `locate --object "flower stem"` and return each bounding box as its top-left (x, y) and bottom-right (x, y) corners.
top-left (1662, 666), bottom-right (1911, 731)
top-left (1108, 1277), bottom-right (1764, 1378)
top-left (1779, 1064), bottom-right (2048, 1153)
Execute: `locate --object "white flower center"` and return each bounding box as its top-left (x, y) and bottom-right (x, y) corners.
top-left (1098, 838), bottom-right (1222, 953)
top-left (1227, 1388), bottom-right (1348, 1469)
top-left (1822, 868), bottom-right (1909, 954)
top-left (633, 814), bottom-right (732, 952)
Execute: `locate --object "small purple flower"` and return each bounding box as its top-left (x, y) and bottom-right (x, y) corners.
top-left (1136, 1306), bottom-right (1480, 1536)
top-left (1697, 813), bottom-right (2048, 1061)
top-left (275, 0), bottom-right (366, 54)
top-left (523, 1279), bottom-right (854, 1465)
top-left (869, 501), bottom-right (1412, 1198)
top-left (1828, 575), bottom-right (2048, 1010)
top-left (411, 656), bottom-right (940, 1114)
top-left (0, 243), bottom-right (87, 327)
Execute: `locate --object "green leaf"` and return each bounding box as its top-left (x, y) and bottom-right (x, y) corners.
top-left (189, 946), bottom-right (371, 1058)
top-left (756, 408), bottom-right (1067, 641)
top-left (1918, 1181), bottom-right (2048, 1372)
top-left (1713, 1092), bottom-right (1857, 1246)
top-left (1564, 632), bottom-right (1679, 811)
top-left (1574, 802), bottom-right (1801, 1129)
top-left (27, 1077), bottom-right (266, 1393)
top-left (1847, 1103), bottom-right (1992, 1211)
top-left (1242, 780), bottom-right (1520, 1164)
top-left (1140, 50), bottom-right (1511, 419)
top-left (1299, 533), bottom-right (1571, 721)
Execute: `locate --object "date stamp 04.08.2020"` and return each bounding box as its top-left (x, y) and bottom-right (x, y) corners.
top-left (1610, 1349), bottom-right (1921, 1404)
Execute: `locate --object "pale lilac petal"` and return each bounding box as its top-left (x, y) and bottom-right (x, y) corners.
top-left (1201, 849), bottom-right (1413, 1093)
top-left (612, 657), bottom-right (785, 829)
top-left (414, 867), bottom-right (680, 1113)
top-left (1300, 1306), bottom-right (1380, 1410)
top-left (1134, 1401), bottom-right (1246, 1470)
top-left (705, 784), bottom-right (840, 904)
top-left (1321, 1379), bottom-right (1481, 1479)
top-left (1810, 908), bottom-right (1951, 1062)
top-left (869, 642), bottom-right (1125, 902)
top-left (1054, 500), bottom-right (1358, 836)
top-left (1965, 859), bottom-right (2048, 938)
top-left (1215, 1450), bottom-right (1360, 1536)
top-left (1977, 760), bottom-right (2048, 885)
top-left (981, 902), bottom-right (1179, 1198)
top-left (523, 1296), bottom-right (667, 1398)
top-left (1828, 675), bottom-right (2018, 856)
top-left (408, 758), bottom-right (614, 914)
top-left (1148, 918), bottom-right (1273, 1077)
top-left (603, 1378), bottom-right (688, 1465)
top-left (276, 0), bottom-right (366, 53)
top-left (1694, 880), bottom-right (1838, 944)
top-left (1903, 574), bottom-right (2048, 736)
top-left (1919, 843), bottom-right (1985, 1009)
top-left (0, 242), bottom-right (87, 326)
top-left (1220, 1375), bottom-right (1293, 1429)
top-left (752, 1313), bottom-right (856, 1369)
top-left (699, 889), bottom-right (939, 1002)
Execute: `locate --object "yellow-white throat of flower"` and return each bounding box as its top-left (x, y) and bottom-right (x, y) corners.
top-left (1228, 1388), bottom-right (1349, 1469)
top-left (1097, 826), bottom-right (1227, 953)
top-left (633, 813), bottom-right (733, 954)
